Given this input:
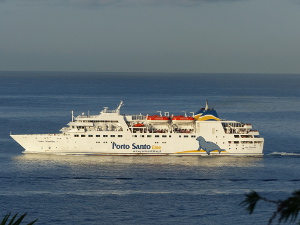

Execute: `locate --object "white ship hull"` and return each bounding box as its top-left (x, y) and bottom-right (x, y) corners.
top-left (11, 101), bottom-right (264, 156)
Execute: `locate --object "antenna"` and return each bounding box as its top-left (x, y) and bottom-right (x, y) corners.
top-left (116, 100), bottom-right (124, 113)
top-left (205, 100), bottom-right (209, 110)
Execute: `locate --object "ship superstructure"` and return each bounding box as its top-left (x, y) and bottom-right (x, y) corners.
top-left (11, 101), bottom-right (264, 155)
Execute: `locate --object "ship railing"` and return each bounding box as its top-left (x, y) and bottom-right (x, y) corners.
top-left (248, 130), bottom-right (259, 135)
top-left (77, 115), bottom-right (99, 119)
top-left (173, 129), bottom-right (194, 133)
top-left (102, 107), bottom-right (118, 114)
top-left (225, 130), bottom-right (253, 134)
top-left (103, 109), bottom-right (117, 113)
top-left (131, 115), bottom-right (147, 120)
top-left (20, 133), bottom-right (64, 136)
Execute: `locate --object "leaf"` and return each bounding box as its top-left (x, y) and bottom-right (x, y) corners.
top-left (0, 213), bottom-right (11, 225)
top-left (26, 219), bottom-right (38, 225)
top-left (11, 213), bottom-right (27, 225)
top-left (278, 190), bottom-right (300, 223)
top-left (240, 191), bottom-right (262, 214)
top-left (0, 213), bottom-right (37, 225)
top-left (242, 190), bottom-right (300, 224)
top-left (7, 213), bottom-right (18, 225)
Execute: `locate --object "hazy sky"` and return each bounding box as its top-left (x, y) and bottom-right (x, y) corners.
top-left (1, 0), bottom-right (300, 74)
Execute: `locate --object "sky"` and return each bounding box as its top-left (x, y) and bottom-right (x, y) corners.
top-left (1, 0), bottom-right (300, 74)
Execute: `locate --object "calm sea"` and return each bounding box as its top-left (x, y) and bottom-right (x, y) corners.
top-left (0, 72), bottom-right (299, 224)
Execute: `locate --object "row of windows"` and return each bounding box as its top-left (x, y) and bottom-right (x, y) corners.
top-left (94, 141), bottom-right (167, 144)
top-left (133, 135), bottom-right (197, 138)
top-left (74, 134), bottom-right (123, 138)
top-left (77, 120), bottom-right (119, 123)
top-left (228, 141), bottom-right (263, 144)
top-left (74, 134), bottom-right (197, 138)
top-left (222, 122), bottom-right (244, 127)
top-left (234, 135), bottom-right (254, 138)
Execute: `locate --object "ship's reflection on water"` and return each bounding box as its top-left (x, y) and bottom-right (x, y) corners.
top-left (14, 153), bottom-right (264, 168)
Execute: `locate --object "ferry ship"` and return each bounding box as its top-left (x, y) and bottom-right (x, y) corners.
top-left (11, 101), bottom-right (264, 155)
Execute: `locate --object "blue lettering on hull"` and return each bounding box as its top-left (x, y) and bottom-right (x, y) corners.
top-left (112, 142), bottom-right (130, 149)
top-left (112, 142), bottom-right (153, 150)
top-left (132, 143), bottom-right (151, 149)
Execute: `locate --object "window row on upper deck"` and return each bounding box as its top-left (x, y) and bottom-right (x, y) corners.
top-left (222, 122), bottom-right (243, 127)
top-left (74, 134), bottom-right (197, 138)
top-left (77, 120), bottom-right (119, 123)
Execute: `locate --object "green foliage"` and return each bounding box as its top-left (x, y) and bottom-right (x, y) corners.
top-left (0, 213), bottom-right (37, 225)
top-left (241, 190), bottom-right (300, 225)
top-left (241, 191), bottom-right (264, 214)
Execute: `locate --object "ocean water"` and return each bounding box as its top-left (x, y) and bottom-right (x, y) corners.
top-left (0, 72), bottom-right (300, 224)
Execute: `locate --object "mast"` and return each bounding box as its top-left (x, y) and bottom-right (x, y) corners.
top-left (205, 100), bottom-right (209, 111)
top-left (116, 100), bottom-right (124, 114)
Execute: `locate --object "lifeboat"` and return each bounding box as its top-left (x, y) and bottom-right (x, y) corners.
top-left (172, 115), bottom-right (194, 124)
top-left (133, 123), bottom-right (144, 127)
top-left (147, 115), bottom-right (170, 123)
